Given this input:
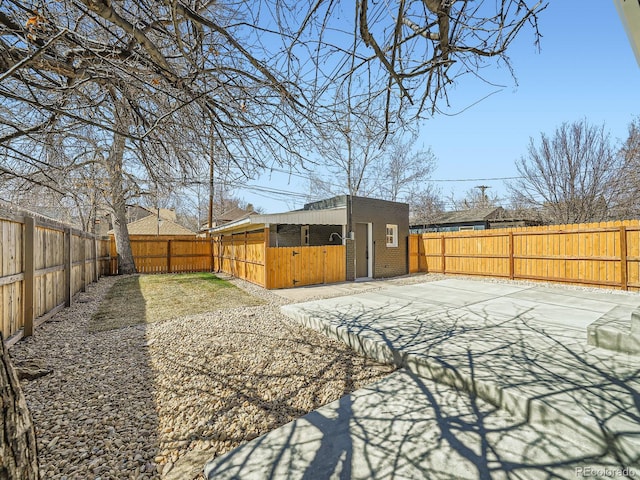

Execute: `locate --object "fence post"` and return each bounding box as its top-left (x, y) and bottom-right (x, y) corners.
top-left (509, 232), bottom-right (515, 280)
top-left (93, 237), bottom-right (98, 281)
top-left (440, 235), bottom-right (446, 274)
top-left (264, 227), bottom-right (270, 289)
top-left (231, 234), bottom-right (235, 276)
top-left (64, 228), bottom-right (72, 307)
top-left (209, 236), bottom-right (214, 272)
top-left (620, 226), bottom-right (628, 290)
top-left (244, 231), bottom-right (248, 281)
top-left (80, 233), bottom-right (86, 292)
top-left (110, 236), bottom-right (117, 275)
top-left (23, 216), bottom-right (35, 337)
top-left (167, 240), bottom-right (172, 274)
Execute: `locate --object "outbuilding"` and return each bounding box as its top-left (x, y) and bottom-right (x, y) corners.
top-left (207, 195), bottom-right (409, 288)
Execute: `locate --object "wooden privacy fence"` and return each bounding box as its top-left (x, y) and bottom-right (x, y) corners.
top-left (211, 230), bottom-right (346, 289)
top-left (110, 235), bottom-right (214, 274)
top-left (1, 208), bottom-right (111, 345)
top-left (117, 230), bottom-right (346, 289)
top-left (214, 231), bottom-right (266, 285)
top-left (409, 220), bottom-right (640, 291)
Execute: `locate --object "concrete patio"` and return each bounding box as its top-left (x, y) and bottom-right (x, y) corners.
top-left (204, 278), bottom-right (640, 478)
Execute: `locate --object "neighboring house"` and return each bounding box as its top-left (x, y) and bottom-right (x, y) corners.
top-left (410, 207), bottom-right (540, 233)
top-left (109, 214), bottom-right (196, 237)
top-left (200, 206), bottom-right (257, 231)
top-left (208, 195), bottom-right (410, 282)
top-left (95, 205), bottom-right (182, 236)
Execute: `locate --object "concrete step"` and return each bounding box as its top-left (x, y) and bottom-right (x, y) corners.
top-left (632, 308), bottom-right (640, 334)
top-left (588, 305), bottom-right (640, 354)
top-left (588, 321), bottom-right (640, 354)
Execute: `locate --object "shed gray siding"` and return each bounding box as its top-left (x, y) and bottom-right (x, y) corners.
top-left (348, 196), bottom-right (409, 279)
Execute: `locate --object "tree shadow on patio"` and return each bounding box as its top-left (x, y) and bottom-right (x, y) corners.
top-left (204, 293), bottom-right (640, 478)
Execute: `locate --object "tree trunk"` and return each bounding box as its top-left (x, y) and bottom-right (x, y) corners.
top-left (110, 207), bottom-right (136, 275)
top-left (105, 106), bottom-right (137, 275)
top-left (0, 334), bottom-right (39, 480)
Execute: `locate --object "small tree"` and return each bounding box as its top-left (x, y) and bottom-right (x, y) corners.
top-left (615, 117), bottom-right (640, 218)
top-left (383, 137), bottom-right (437, 202)
top-left (509, 120), bottom-right (623, 224)
top-left (450, 185), bottom-right (501, 210)
top-left (409, 188), bottom-right (445, 224)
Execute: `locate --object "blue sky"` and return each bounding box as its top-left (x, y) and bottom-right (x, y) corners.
top-left (239, 1), bottom-right (640, 213)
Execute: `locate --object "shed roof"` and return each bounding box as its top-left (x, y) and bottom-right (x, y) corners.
top-left (207, 206), bottom-right (347, 234)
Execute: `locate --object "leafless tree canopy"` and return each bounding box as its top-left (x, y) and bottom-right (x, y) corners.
top-left (509, 120), bottom-right (630, 224)
top-left (0, 0), bottom-right (309, 164)
top-left (309, 126), bottom-right (437, 206)
top-left (0, 0), bottom-right (546, 270)
top-left (450, 186), bottom-right (501, 210)
top-left (293, 0), bottom-right (546, 129)
top-left (0, 0), bottom-right (313, 271)
top-left (0, 0), bottom-right (546, 147)
top-left (615, 116), bottom-right (640, 218)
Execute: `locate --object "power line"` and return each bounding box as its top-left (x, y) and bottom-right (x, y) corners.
top-left (431, 176), bottom-right (523, 183)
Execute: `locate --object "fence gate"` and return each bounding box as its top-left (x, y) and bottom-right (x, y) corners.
top-left (266, 246), bottom-right (346, 289)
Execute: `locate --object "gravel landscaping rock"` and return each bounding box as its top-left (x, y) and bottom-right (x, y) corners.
top-left (9, 275), bottom-right (396, 479)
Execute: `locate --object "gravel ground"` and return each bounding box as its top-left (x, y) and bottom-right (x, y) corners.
top-left (9, 275), bottom-right (401, 480)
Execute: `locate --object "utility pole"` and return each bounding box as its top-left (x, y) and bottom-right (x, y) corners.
top-left (475, 185), bottom-right (491, 207)
top-left (208, 135), bottom-right (214, 229)
top-left (156, 181), bottom-right (160, 236)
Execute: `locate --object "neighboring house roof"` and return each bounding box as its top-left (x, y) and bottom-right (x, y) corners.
top-left (218, 206), bottom-right (255, 224)
top-left (126, 205), bottom-right (177, 223)
top-left (109, 215), bottom-right (195, 236)
top-left (411, 207), bottom-right (542, 231)
top-left (201, 206), bottom-right (257, 230)
top-left (430, 207), bottom-right (505, 225)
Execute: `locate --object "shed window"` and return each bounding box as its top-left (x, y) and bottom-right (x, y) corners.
top-left (386, 224), bottom-right (398, 247)
top-left (458, 226), bottom-right (474, 231)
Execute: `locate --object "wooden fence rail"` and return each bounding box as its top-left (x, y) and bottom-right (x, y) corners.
top-left (1, 207), bottom-right (111, 345)
top-left (409, 219), bottom-right (640, 291)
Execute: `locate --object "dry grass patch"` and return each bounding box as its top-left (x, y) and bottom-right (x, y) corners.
top-left (89, 273), bottom-right (264, 332)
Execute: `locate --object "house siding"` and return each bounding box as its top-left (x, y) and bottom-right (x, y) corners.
top-left (349, 196), bottom-right (409, 279)
top-left (345, 238), bottom-right (356, 281)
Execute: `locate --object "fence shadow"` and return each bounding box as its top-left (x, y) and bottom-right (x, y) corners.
top-left (10, 276), bottom-right (163, 478)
